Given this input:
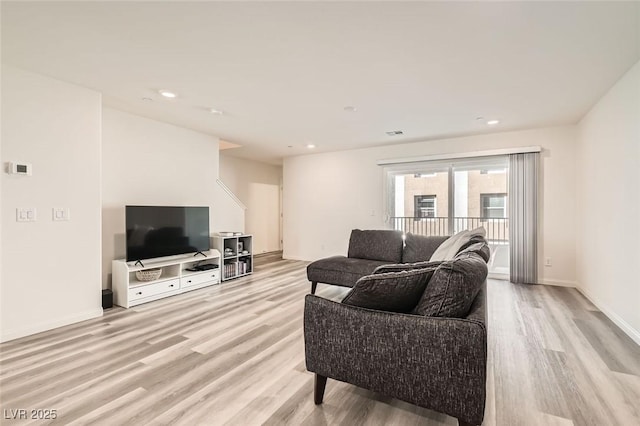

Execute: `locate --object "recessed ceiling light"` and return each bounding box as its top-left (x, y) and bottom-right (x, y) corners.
top-left (306, 144), bottom-right (316, 149)
top-left (209, 108), bottom-right (224, 115)
top-left (344, 106), bottom-right (357, 112)
top-left (141, 97), bottom-right (153, 102)
top-left (487, 120), bottom-right (500, 125)
top-left (158, 90), bottom-right (177, 98)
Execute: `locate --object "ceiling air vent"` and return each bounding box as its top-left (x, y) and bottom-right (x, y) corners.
top-left (386, 130), bottom-right (404, 136)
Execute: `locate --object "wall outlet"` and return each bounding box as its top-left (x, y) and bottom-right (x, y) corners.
top-left (52, 207), bottom-right (70, 221)
top-left (545, 257), bottom-right (552, 267)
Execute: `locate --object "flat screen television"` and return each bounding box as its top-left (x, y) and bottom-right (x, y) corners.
top-left (125, 206), bottom-right (210, 262)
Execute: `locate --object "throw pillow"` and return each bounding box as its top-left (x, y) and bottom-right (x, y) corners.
top-left (456, 234), bottom-right (486, 252)
top-left (347, 229), bottom-right (404, 263)
top-left (413, 252), bottom-right (488, 318)
top-left (373, 260), bottom-right (443, 274)
top-left (342, 268), bottom-right (436, 313)
top-left (429, 227), bottom-right (487, 261)
top-left (455, 241), bottom-right (491, 263)
top-left (402, 234), bottom-right (450, 263)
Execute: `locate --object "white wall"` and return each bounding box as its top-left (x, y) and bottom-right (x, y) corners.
top-left (576, 60), bottom-right (640, 344)
top-left (101, 108), bottom-right (244, 288)
top-left (283, 126), bottom-right (578, 286)
top-left (219, 154), bottom-right (282, 254)
top-left (1, 66), bottom-right (102, 342)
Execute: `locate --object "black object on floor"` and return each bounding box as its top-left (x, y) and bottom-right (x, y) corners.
top-left (102, 289), bottom-right (113, 309)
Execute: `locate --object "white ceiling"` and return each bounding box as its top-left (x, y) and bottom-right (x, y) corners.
top-left (2, 1), bottom-right (639, 165)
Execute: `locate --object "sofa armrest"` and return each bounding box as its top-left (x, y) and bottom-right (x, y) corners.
top-left (303, 294), bottom-right (487, 424)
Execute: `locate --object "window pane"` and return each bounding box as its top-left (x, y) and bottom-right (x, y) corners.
top-left (414, 195), bottom-right (436, 218)
top-left (480, 193), bottom-right (506, 219)
top-left (486, 208), bottom-right (504, 218)
top-left (489, 197), bottom-right (504, 208)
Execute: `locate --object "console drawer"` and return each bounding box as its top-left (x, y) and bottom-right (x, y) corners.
top-left (129, 278), bottom-right (180, 301)
top-left (182, 270), bottom-right (220, 288)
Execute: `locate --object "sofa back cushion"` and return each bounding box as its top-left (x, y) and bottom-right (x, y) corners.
top-left (347, 229), bottom-right (404, 263)
top-left (413, 252), bottom-right (488, 318)
top-left (342, 268), bottom-right (436, 313)
top-left (402, 234), bottom-right (449, 263)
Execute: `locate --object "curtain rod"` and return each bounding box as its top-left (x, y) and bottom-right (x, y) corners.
top-left (376, 146), bottom-right (542, 166)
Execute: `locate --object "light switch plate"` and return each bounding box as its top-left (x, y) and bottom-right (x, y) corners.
top-left (7, 162), bottom-right (32, 176)
top-left (16, 207), bottom-right (37, 222)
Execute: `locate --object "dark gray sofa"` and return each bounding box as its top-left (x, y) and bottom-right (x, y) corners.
top-left (304, 229), bottom-right (490, 425)
top-left (304, 282), bottom-right (487, 426)
top-left (306, 229), bottom-right (475, 294)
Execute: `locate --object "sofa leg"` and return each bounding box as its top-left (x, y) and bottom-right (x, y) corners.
top-left (311, 281), bottom-right (318, 294)
top-left (458, 419), bottom-right (476, 426)
top-left (314, 374), bottom-right (327, 405)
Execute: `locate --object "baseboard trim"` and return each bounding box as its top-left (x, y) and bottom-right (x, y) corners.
top-left (0, 308), bottom-right (104, 343)
top-left (576, 287), bottom-right (640, 346)
top-left (254, 250), bottom-right (283, 258)
top-left (282, 255), bottom-right (310, 261)
top-left (488, 272), bottom-right (509, 281)
top-left (538, 278), bottom-right (577, 287)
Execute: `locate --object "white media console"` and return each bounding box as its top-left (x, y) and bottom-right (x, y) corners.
top-left (112, 249), bottom-right (221, 308)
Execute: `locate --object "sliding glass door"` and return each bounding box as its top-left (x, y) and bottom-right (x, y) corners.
top-left (451, 158), bottom-right (509, 276)
top-left (386, 156), bottom-right (509, 276)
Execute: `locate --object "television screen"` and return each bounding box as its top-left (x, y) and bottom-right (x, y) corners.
top-left (126, 206), bottom-right (210, 262)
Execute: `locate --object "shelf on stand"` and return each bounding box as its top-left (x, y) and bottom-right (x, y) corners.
top-left (213, 234), bottom-right (253, 282)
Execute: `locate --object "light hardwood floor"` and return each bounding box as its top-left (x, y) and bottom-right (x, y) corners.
top-left (1, 254), bottom-right (639, 425)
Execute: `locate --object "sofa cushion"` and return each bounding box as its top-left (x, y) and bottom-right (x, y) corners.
top-left (413, 252), bottom-right (488, 318)
top-left (373, 260), bottom-right (443, 274)
top-left (429, 227), bottom-right (487, 261)
top-left (402, 234), bottom-right (449, 263)
top-left (348, 229), bottom-right (404, 263)
top-left (342, 268), bottom-right (435, 313)
top-left (307, 256), bottom-right (390, 288)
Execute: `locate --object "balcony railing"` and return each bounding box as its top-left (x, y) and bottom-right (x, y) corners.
top-left (390, 216), bottom-right (509, 243)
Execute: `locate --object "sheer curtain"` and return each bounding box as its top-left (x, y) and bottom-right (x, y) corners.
top-left (509, 152), bottom-right (539, 284)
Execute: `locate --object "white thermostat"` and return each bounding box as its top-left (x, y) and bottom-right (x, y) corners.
top-left (7, 162), bottom-right (32, 176)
